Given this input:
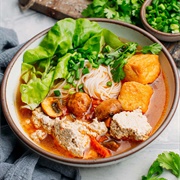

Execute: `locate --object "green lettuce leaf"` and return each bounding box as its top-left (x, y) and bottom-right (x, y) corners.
top-left (73, 18), bottom-right (102, 48)
top-left (20, 70), bottom-right (54, 110)
top-left (53, 53), bottom-right (72, 81)
top-left (23, 18), bottom-right (76, 64)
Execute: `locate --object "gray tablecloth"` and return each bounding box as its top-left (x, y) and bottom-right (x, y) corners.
top-left (0, 27), bottom-right (81, 180)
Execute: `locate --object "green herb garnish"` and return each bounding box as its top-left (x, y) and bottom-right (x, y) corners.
top-left (142, 151), bottom-right (180, 180)
top-left (82, 0), bottom-right (145, 26)
top-left (146, 0), bottom-right (180, 33)
top-left (54, 90), bottom-right (61, 96)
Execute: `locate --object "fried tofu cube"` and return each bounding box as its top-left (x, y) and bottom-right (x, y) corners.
top-left (124, 54), bottom-right (160, 84)
top-left (118, 81), bottom-right (153, 113)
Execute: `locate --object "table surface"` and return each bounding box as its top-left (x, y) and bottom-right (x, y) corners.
top-left (0, 1), bottom-right (179, 180)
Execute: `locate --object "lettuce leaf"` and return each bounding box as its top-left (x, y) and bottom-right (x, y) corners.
top-left (20, 70), bottom-right (54, 110)
top-left (82, 29), bottom-right (124, 54)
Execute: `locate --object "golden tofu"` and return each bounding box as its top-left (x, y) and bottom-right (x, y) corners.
top-left (118, 81), bottom-right (153, 113)
top-left (124, 54), bottom-right (160, 84)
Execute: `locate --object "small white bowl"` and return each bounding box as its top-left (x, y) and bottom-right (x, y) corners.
top-left (1, 18), bottom-right (180, 167)
top-left (140, 0), bottom-right (180, 42)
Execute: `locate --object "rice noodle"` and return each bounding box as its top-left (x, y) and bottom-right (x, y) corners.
top-left (81, 65), bottom-right (121, 100)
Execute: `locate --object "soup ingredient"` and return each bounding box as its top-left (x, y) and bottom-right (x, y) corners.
top-left (102, 140), bottom-right (120, 151)
top-left (30, 129), bottom-right (47, 143)
top-left (118, 81), bottom-right (153, 113)
top-left (95, 98), bottom-right (122, 121)
top-left (54, 119), bottom-right (91, 157)
top-left (110, 109), bottom-right (152, 141)
top-left (31, 107), bottom-right (56, 134)
top-left (90, 136), bottom-right (111, 158)
top-left (82, 64), bottom-right (121, 100)
top-left (142, 151), bottom-right (180, 179)
top-left (124, 54), bottom-right (160, 84)
top-left (109, 42), bottom-right (138, 83)
top-left (54, 90), bottom-right (61, 96)
top-left (67, 92), bottom-right (91, 118)
top-left (81, 0), bottom-right (145, 26)
top-left (146, 0), bottom-right (180, 33)
top-left (53, 117), bottom-right (108, 157)
top-left (41, 97), bottom-right (62, 118)
top-left (140, 43), bottom-right (162, 55)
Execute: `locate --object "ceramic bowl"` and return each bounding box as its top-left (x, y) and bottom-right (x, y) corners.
top-left (140, 0), bottom-right (180, 42)
top-left (1, 18), bottom-right (180, 167)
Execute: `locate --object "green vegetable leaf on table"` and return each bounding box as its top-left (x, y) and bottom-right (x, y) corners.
top-left (82, 0), bottom-right (145, 26)
top-left (142, 151), bottom-right (180, 180)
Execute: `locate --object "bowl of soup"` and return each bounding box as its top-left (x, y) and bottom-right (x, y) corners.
top-left (1, 18), bottom-right (179, 167)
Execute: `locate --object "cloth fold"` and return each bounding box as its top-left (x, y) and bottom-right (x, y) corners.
top-left (0, 27), bottom-right (81, 180)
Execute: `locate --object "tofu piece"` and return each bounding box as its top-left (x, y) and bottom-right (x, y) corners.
top-left (118, 81), bottom-right (153, 113)
top-left (53, 117), bottom-right (108, 158)
top-left (124, 54), bottom-right (160, 84)
top-left (110, 109), bottom-right (152, 141)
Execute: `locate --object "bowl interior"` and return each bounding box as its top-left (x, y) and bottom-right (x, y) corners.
top-left (1, 19), bottom-right (179, 167)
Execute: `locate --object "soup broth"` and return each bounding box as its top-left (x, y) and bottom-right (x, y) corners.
top-left (16, 68), bottom-right (168, 159)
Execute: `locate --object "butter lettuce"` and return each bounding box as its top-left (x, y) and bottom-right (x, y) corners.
top-left (82, 29), bottom-right (123, 53)
top-left (20, 18), bottom-right (124, 110)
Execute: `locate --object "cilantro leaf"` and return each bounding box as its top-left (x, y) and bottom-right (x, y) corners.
top-left (141, 43), bottom-right (162, 54)
top-left (157, 151), bottom-right (180, 178)
top-left (142, 152), bottom-right (180, 180)
top-left (104, 7), bottom-right (117, 19)
top-left (142, 160), bottom-right (165, 180)
top-left (110, 42), bottom-right (137, 82)
top-left (93, 0), bottom-right (108, 7)
top-left (82, 0), bottom-right (145, 26)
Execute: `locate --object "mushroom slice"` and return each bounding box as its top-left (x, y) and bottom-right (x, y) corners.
top-left (41, 97), bottom-right (62, 118)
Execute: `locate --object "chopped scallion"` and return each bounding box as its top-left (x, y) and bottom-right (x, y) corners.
top-left (54, 90), bottom-right (61, 96)
top-left (106, 81), bottom-right (112, 87)
top-left (67, 76), bottom-right (74, 84)
top-left (63, 84), bottom-right (71, 90)
top-left (75, 69), bottom-right (80, 80)
top-left (82, 67), bottom-right (89, 75)
top-left (79, 60), bottom-right (85, 68)
top-left (78, 83), bottom-right (84, 90)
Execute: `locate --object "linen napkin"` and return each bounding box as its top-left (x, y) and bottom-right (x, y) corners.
top-left (0, 27), bottom-right (81, 180)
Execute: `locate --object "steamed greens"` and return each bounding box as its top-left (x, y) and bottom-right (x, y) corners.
top-left (20, 18), bottom-right (162, 110)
